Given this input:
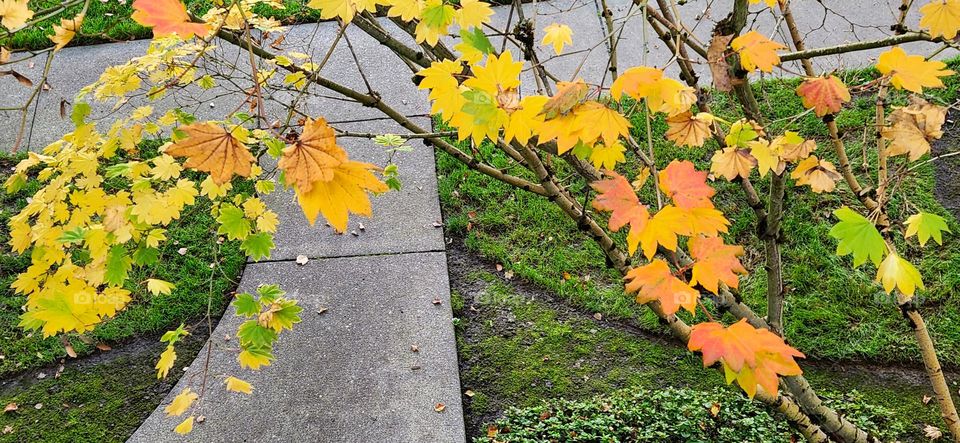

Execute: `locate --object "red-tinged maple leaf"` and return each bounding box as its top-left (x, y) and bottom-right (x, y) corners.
top-left (658, 160), bottom-right (715, 209)
top-left (132, 0), bottom-right (211, 39)
top-left (591, 172), bottom-right (650, 256)
top-left (795, 75), bottom-right (851, 117)
top-left (688, 235), bottom-right (746, 294)
top-left (624, 259), bottom-right (699, 315)
top-left (688, 319), bottom-right (805, 398)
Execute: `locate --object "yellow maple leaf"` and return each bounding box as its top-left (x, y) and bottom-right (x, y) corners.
top-left (456, 0), bottom-right (493, 29)
top-left (175, 416), bottom-right (195, 435)
top-left (537, 112), bottom-right (583, 154)
top-left (590, 142), bottom-right (626, 170)
top-left (710, 147), bottom-right (756, 181)
top-left (748, 139), bottom-right (783, 177)
top-left (541, 23), bottom-right (573, 55)
top-left (165, 123), bottom-right (255, 185)
top-left (306, 0), bottom-right (379, 22)
top-left (572, 101), bottom-right (631, 146)
top-left (156, 345), bottom-right (176, 379)
top-left (238, 349), bottom-right (273, 370)
top-left (463, 50), bottom-right (522, 95)
top-left (920, 0), bottom-right (960, 39)
top-left (876, 252), bottom-right (924, 297)
top-left (384, 0), bottom-right (423, 21)
top-left (49, 13), bottom-right (84, 51)
top-left (164, 388), bottom-right (198, 417)
top-left (771, 131), bottom-right (815, 162)
top-left (503, 95), bottom-right (548, 144)
top-left (666, 112), bottom-right (713, 148)
top-left (0, 0), bottom-right (34, 30)
top-left (146, 279), bottom-right (176, 296)
top-left (748, 0), bottom-right (778, 6)
top-left (415, 0), bottom-right (456, 46)
top-left (876, 47), bottom-right (954, 93)
top-left (295, 161), bottom-right (389, 232)
top-left (225, 376), bottom-right (254, 394)
top-left (791, 155), bottom-right (840, 193)
top-left (731, 31), bottom-right (786, 73)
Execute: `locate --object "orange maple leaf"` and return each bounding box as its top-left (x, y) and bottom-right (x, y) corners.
top-left (636, 206), bottom-right (729, 260)
top-left (688, 236), bottom-right (747, 294)
top-left (131, 0), bottom-right (211, 39)
top-left (624, 259), bottom-right (699, 315)
top-left (731, 31), bottom-right (786, 73)
top-left (165, 123), bottom-right (255, 184)
top-left (795, 75), bottom-right (851, 117)
top-left (591, 172), bottom-right (650, 255)
top-left (658, 160), bottom-right (715, 209)
top-left (279, 118), bottom-right (348, 194)
top-left (689, 319), bottom-right (805, 398)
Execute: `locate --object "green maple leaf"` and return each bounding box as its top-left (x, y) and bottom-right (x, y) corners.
top-left (829, 206), bottom-right (886, 267)
top-left (232, 293), bottom-right (260, 317)
top-left (905, 212), bottom-right (951, 246)
top-left (268, 300), bottom-right (303, 333)
top-left (105, 245), bottom-right (133, 286)
top-left (257, 284), bottom-right (285, 302)
top-left (241, 232), bottom-right (275, 261)
top-left (459, 27), bottom-right (494, 55)
top-left (237, 320), bottom-right (278, 348)
top-left (217, 205), bottom-right (251, 241)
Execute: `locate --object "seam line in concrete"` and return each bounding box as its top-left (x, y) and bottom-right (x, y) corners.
top-left (246, 248), bottom-right (447, 265)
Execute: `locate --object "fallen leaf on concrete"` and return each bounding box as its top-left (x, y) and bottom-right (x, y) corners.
top-left (434, 403), bottom-right (446, 412)
top-left (296, 255), bottom-right (308, 265)
top-left (316, 307), bottom-right (328, 315)
top-left (410, 345), bottom-right (419, 352)
top-left (432, 298), bottom-right (442, 305)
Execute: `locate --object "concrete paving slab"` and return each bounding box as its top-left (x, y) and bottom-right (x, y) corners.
top-left (262, 116), bottom-right (446, 260)
top-left (128, 251), bottom-right (465, 443)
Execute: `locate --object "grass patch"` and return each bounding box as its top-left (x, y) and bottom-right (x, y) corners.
top-left (439, 58), bottom-right (960, 365)
top-left (0, 152), bottom-right (248, 375)
top-left (4, 0), bottom-right (320, 51)
top-left (453, 271), bottom-right (938, 441)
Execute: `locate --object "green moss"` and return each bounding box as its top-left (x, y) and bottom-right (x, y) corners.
top-left (0, 336), bottom-right (202, 442)
top-left (440, 58), bottom-right (960, 365)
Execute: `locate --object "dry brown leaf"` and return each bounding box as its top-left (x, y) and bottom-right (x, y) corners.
top-left (882, 97), bottom-right (946, 161)
top-left (924, 424), bottom-right (943, 440)
top-left (434, 403), bottom-right (446, 412)
top-left (3, 403), bottom-right (17, 413)
top-left (791, 155), bottom-right (841, 193)
top-left (708, 34), bottom-right (734, 92)
top-left (278, 117), bottom-right (348, 194)
top-left (165, 123), bottom-right (255, 184)
top-left (0, 70), bottom-right (32, 87)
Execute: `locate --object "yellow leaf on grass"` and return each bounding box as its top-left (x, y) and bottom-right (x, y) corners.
top-left (877, 47), bottom-right (954, 93)
top-left (0, 0), bottom-right (34, 29)
top-left (146, 279), bottom-right (176, 296)
top-left (295, 161), bottom-right (389, 232)
top-left (225, 376), bottom-right (253, 394)
top-left (156, 345), bottom-right (176, 379)
top-left (731, 31), bottom-right (786, 73)
top-left (49, 13), bottom-right (84, 51)
top-left (920, 0), bottom-right (960, 39)
top-left (541, 23), bottom-right (573, 55)
top-left (175, 416), bottom-right (195, 435)
top-left (165, 123), bottom-right (255, 185)
top-left (279, 118), bottom-right (348, 193)
top-left (164, 388), bottom-right (198, 417)
top-left (876, 252), bottom-right (924, 297)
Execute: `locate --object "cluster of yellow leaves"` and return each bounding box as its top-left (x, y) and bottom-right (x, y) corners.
top-left (689, 319), bottom-right (805, 398)
top-left (277, 118), bottom-right (388, 232)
